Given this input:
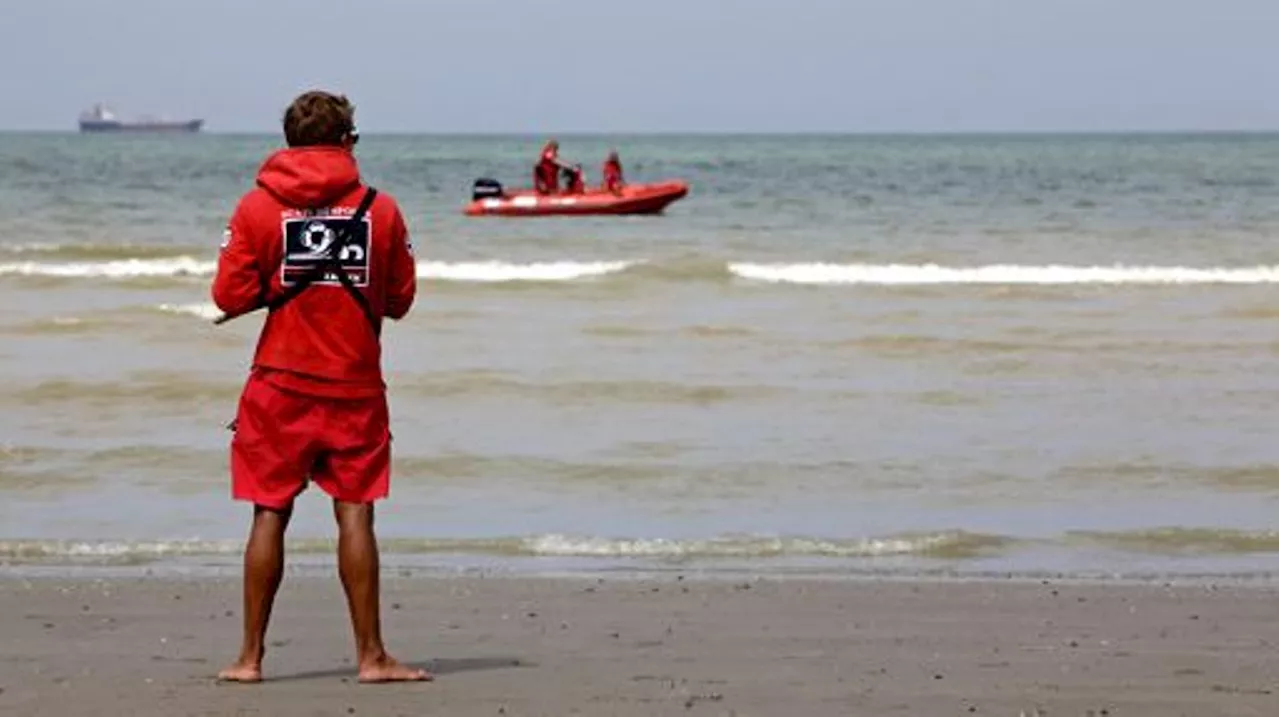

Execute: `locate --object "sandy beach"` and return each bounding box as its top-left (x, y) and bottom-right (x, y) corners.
top-left (0, 572), bottom-right (1273, 716)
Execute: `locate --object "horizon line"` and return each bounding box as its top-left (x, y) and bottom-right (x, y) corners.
top-left (0, 127), bottom-right (1276, 137)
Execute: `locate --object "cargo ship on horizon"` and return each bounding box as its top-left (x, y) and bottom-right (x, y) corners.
top-left (78, 103), bottom-right (203, 133)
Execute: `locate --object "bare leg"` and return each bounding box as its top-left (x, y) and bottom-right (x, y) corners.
top-left (218, 504), bottom-right (292, 683)
top-left (334, 500), bottom-right (431, 683)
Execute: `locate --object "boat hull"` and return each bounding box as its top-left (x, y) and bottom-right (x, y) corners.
top-left (464, 181), bottom-right (689, 217)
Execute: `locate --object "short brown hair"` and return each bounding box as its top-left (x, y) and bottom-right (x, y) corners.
top-left (282, 91), bottom-right (356, 147)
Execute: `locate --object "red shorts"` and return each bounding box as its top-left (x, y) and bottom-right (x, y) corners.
top-left (230, 371), bottom-right (391, 509)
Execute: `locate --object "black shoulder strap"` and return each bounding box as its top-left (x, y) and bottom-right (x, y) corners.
top-left (214, 188), bottom-right (381, 337)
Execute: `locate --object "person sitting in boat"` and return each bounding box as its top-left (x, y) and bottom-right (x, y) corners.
top-left (561, 164), bottom-right (586, 194)
top-left (602, 151), bottom-right (625, 194)
top-left (534, 140), bottom-right (574, 195)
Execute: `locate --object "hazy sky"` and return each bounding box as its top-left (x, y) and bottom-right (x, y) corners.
top-left (0, 0), bottom-right (1274, 133)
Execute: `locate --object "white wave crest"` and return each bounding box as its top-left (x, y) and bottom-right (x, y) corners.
top-left (5, 257), bottom-right (1274, 286)
top-left (520, 532), bottom-right (978, 558)
top-left (0, 539), bottom-right (240, 559)
top-left (0, 258), bottom-right (634, 283)
top-left (156, 303), bottom-right (222, 320)
top-left (0, 257), bottom-right (215, 278)
top-left (417, 260), bottom-right (633, 282)
top-left (0, 532), bottom-right (999, 561)
top-left (729, 262), bottom-right (1280, 285)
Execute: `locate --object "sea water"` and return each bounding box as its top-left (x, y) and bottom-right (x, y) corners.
top-left (0, 132), bottom-right (1275, 579)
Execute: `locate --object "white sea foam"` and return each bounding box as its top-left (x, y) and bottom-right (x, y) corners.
top-left (517, 533), bottom-right (977, 557)
top-left (0, 258), bottom-right (634, 282)
top-left (416, 260), bottom-right (634, 282)
top-left (0, 257), bottom-right (215, 278)
top-left (728, 262), bottom-right (1280, 285)
top-left (0, 531), bottom-right (1002, 561)
top-left (156, 303), bottom-right (223, 320)
top-left (3, 257), bottom-right (1274, 286)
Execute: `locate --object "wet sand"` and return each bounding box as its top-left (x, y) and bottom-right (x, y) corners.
top-left (0, 573), bottom-right (1273, 716)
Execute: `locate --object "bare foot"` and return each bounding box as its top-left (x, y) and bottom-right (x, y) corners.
top-left (217, 662), bottom-right (263, 683)
top-left (357, 655), bottom-right (432, 683)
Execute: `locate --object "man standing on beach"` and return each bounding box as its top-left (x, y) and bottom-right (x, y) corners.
top-left (210, 90), bottom-right (427, 684)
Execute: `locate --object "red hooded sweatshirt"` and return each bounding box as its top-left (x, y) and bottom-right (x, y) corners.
top-left (212, 146), bottom-right (417, 399)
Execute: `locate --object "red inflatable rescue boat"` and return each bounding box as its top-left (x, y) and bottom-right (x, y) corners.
top-left (463, 179), bottom-right (689, 217)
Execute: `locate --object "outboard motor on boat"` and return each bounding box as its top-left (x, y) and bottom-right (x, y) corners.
top-left (472, 178), bottom-right (505, 201)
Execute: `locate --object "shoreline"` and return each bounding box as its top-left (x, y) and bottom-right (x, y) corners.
top-left (1, 572), bottom-right (1274, 716)
top-left (2, 525), bottom-right (1276, 584)
top-left (2, 545), bottom-right (1277, 588)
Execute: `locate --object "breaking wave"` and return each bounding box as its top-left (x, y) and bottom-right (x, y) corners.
top-left (727, 262), bottom-right (1280, 285)
top-left (0, 257), bottom-right (214, 279)
top-left (156, 302), bottom-right (222, 320)
top-left (0, 257), bottom-right (636, 282)
top-left (0, 530), bottom-right (1012, 564)
top-left (0, 256), bottom-right (1274, 286)
top-left (418, 260), bottom-right (633, 281)
top-left (1, 527), bottom-right (1272, 567)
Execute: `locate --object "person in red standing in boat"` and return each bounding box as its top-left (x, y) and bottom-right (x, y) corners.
top-left (533, 139), bottom-right (575, 195)
top-left (602, 150), bottom-right (625, 194)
